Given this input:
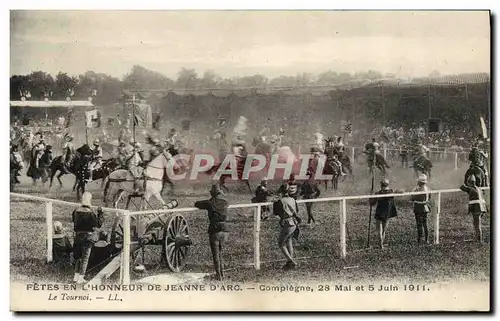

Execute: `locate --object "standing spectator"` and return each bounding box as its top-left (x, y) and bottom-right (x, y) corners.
top-left (299, 172), bottom-right (321, 224)
top-left (72, 192), bottom-right (103, 284)
top-left (400, 143), bottom-right (409, 168)
top-left (252, 179), bottom-right (273, 221)
top-left (411, 174), bottom-right (431, 244)
top-left (287, 172), bottom-right (299, 200)
top-left (460, 175), bottom-right (487, 243)
top-left (369, 179), bottom-right (404, 249)
top-left (273, 184), bottom-right (301, 270)
top-left (194, 184), bottom-right (229, 281)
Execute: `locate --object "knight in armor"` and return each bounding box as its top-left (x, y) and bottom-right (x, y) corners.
top-left (469, 139), bottom-right (489, 184)
top-left (166, 128), bottom-right (178, 147)
top-left (117, 141), bottom-right (130, 168)
top-left (148, 138), bottom-right (163, 161)
top-left (268, 134), bottom-right (281, 154)
top-left (213, 130), bottom-right (228, 162)
top-left (325, 137), bottom-right (345, 176)
top-left (333, 136), bottom-right (347, 176)
top-left (311, 132), bottom-right (325, 155)
top-left (128, 142), bottom-right (144, 193)
top-left (88, 139), bottom-right (103, 182)
top-left (364, 138), bottom-right (390, 170)
top-left (231, 135), bottom-right (247, 162)
top-left (62, 133), bottom-right (75, 173)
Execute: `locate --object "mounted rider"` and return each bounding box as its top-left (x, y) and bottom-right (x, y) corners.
top-left (62, 133), bottom-right (75, 173)
top-left (325, 137), bottom-right (345, 176)
top-left (364, 137), bottom-right (390, 170)
top-left (311, 132), bottom-right (325, 156)
top-left (213, 130), bottom-right (229, 162)
top-left (333, 136), bottom-right (348, 176)
top-left (88, 138), bottom-right (103, 182)
top-left (128, 141), bottom-right (145, 193)
top-left (116, 141), bottom-right (131, 167)
top-left (147, 138), bottom-right (163, 161)
top-left (469, 136), bottom-right (489, 184)
top-left (231, 135), bottom-right (247, 163)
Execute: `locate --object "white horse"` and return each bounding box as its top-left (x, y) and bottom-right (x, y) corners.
top-left (103, 151), bottom-right (178, 209)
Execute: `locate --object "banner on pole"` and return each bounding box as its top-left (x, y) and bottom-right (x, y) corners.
top-left (132, 103), bottom-right (153, 127)
top-left (85, 109), bottom-right (101, 128)
top-left (480, 116), bottom-right (487, 139)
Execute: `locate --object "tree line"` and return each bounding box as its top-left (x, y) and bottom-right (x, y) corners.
top-left (10, 65), bottom-right (403, 105)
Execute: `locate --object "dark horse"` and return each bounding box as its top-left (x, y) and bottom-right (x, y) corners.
top-left (309, 156), bottom-right (341, 191)
top-left (49, 153), bottom-right (122, 190)
top-left (206, 156), bottom-right (252, 194)
top-left (464, 165), bottom-right (488, 187)
top-left (412, 154), bottom-right (433, 180)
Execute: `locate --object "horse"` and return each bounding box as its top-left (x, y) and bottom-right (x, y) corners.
top-left (206, 156), bottom-right (252, 194)
top-left (10, 152), bottom-right (24, 192)
top-left (464, 165), bottom-right (488, 187)
top-left (366, 152), bottom-right (390, 177)
top-left (308, 156), bottom-right (341, 191)
top-left (49, 154), bottom-right (122, 190)
top-left (412, 154), bottom-right (433, 180)
top-left (103, 152), bottom-right (175, 209)
top-left (37, 149), bottom-right (54, 187)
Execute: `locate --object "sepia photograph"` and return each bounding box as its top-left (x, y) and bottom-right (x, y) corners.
top-left (8, 9), bottom-right (491, 311)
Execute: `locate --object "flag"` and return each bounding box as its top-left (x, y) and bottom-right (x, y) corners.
top-left (132, 103), bottom-right (153, 127)
top-left (480, 116), bottom-right (487, 139)
top-left (85, 109), bottom-right (101, 128)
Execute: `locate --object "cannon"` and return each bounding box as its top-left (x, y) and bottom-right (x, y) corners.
top-left (110, 199), bottom-right (193, 272)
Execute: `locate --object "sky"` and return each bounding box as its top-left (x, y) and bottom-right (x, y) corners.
top-left (10, 10), bottom-right (491, 79)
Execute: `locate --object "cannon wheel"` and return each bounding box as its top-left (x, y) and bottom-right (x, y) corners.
top-left (162, 214), bottom-right (190, 272)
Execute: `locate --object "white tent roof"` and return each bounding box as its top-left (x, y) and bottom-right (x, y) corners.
top-left (10, 100), bottom-right (94, 108)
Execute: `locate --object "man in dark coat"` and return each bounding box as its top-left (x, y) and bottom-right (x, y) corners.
top-left (369, 179), bottom-right (404, 249)
top-left (72, 192), bottom-right (103, 284)
top-left (194, 184), bottom-right (229, 281)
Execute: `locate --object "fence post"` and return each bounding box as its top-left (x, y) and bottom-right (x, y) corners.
top-left (383, 147), bottom-right (387, 160)
top-left (253, 205), bottom-right (261, 270)
top-left (454, 153), bottom-right (458, 170)
top-left (434, 192), bottom-right (441, 244)
top-left (120, 210), bottom-right (131, 285)
top-left (340, 199), bottom-right (347, 259)
top-left (46, 202), bottom-right (53, 263)
top-left (351, 147), bottom-right (355, 162)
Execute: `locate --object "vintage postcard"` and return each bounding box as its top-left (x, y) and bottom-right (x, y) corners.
top-left (9, 10), bottom-right (491, 311)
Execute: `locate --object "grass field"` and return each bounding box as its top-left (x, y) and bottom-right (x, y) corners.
top-left (10, 159), bottom-right (490, 285)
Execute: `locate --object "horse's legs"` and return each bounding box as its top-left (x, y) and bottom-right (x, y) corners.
top-left (245, 180), bottom-right (252, 194)
top-left (112, 190), bottom-right (124, 208)
top-left (49, 168), bottom-right (56, 189)
top-left (72, 177), bottom-right (78, 191)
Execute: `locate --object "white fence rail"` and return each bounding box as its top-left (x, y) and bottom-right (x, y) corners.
top-left (10, 187), bottom-right (490, 285)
